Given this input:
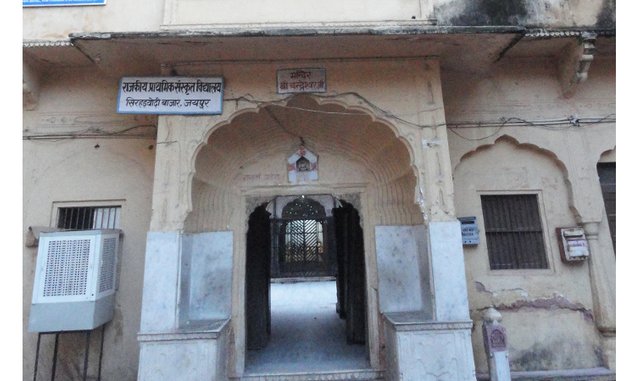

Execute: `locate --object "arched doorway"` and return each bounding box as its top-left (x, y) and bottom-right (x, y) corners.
top-left (245, 196), bottom-right (367, 373)
top-left (185, 94), bottom-right (423, 377)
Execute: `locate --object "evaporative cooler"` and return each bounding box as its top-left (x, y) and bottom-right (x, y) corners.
top-left (28, 230), bottom-right (120, 332)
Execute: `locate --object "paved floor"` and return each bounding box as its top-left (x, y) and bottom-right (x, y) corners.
top-left (245, 280), bottom-right (369, 374)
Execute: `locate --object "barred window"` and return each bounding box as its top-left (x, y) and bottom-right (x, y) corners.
top-left (57, 206), bottom-right (121, 230)
top-left (597, 163), bottom-right (615, 252)
top-left (481, 194), bottom-right (548, 270)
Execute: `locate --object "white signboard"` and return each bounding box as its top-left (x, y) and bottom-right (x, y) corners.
top-left (277, 68), bottom-right (326, 94)
top-left (117, 77), bottom-right (224, 115)
top-left (24, 0), bottom-right (105, 6)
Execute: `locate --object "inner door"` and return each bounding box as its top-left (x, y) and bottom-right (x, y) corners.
top-left (333, 201), bottom-right (366, 344)
top-left (245, 204), bottom-right (271, 350)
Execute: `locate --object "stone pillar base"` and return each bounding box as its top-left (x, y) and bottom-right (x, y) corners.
top-left (383, 312), bottom-right (475, 381)
top-left (138, 320), bottom-right (230, 381)
top-left (601, 334), bottom-right (615, 370)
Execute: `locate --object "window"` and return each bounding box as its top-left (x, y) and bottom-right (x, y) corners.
top-left (481, 194), bottom-right (548, 270)
top-left (57, 206), bottom-right (121, 230)
top-left (597, 163), bottom-right (615, 252)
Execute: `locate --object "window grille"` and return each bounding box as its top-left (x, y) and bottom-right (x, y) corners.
top-left (274, 196), bottom-right (332, 277)
top-left (283, 219), bottom-right (325, 263)
top-left (57, 206), bottom-right (121, 230)
top-left (481, 194), bottom-right (548, 270)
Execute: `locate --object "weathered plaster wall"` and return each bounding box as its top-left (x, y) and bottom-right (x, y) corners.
top-left (23, 67), bottom-right (156, 380)
top-left (163, 0), bottom-right (424, 27)
top-left (454, 138), bottom-right (601, 372)
top-left (23, 0), bottom-right (614, 42)
top-left (445, 54), bottom-right (615, 372)
top-left (434, 0), bottom-right (615, 27)
top-left (23, 0), bottom-right (164, 40)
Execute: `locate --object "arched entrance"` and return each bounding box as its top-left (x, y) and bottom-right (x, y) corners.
top-left (184, 94), bottom-right (424, 377)
top-left (137, 91), bottom-right (477, 381)
top-left (244, 196), bottom-right (367, 373)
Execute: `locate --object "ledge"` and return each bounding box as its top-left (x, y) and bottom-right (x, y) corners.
top-left (68, 23), bottom-right (527, 42)
top-left (138, 319), bottom-right (229, 342)
top-left (383, 311), bottom-right (473, 331)
top-left (476, 367), bottom-right (615, 381)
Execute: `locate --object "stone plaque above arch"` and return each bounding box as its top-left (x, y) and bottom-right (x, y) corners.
top-left (287, 146), bottom-right (318, 183)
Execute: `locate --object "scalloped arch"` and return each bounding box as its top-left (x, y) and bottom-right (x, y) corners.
top-left (454, 134), bottom-right (580, 220)
top-left (184, 93), bottom-right (424, 229)
top-left (598, 146), bottom-right (616, 163)
top-left (190, 93), bottom-right (417, 176)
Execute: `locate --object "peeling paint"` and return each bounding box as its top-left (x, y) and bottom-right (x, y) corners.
top-left (474, 281), bottom-right (528, 298)
top-left (474, 282), bottom-right (594, 322)
top-left (496, 295), bottom-right (594, 322)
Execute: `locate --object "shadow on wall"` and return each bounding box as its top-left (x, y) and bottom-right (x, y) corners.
top-left (437, 0), bottom-right (529, 26)
top-left (596, 0), bottom-right (615, 28)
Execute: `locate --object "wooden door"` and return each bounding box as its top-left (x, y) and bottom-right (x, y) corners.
top-left (333, 202), bottom-right (366, 344)
top-left (245, 205), bottom-right (272, 350)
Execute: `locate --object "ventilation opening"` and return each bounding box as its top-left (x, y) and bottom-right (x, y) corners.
top-left (57, 206), bottom-right (121, 230)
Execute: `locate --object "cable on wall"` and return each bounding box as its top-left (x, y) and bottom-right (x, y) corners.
top-left (22, 92), bottom-right (615, 141)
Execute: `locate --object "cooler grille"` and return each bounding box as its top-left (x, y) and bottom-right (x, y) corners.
top-left (99, 237), bottom-right (117, 293)
top-left (43, 239), bottom-right (91, 297)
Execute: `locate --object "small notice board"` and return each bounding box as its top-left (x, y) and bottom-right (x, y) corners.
top-left (277, 68), bottom-right (326, 94)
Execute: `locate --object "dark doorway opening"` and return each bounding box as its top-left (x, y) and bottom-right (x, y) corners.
top-left (245, 197), bottom-right (368, 373)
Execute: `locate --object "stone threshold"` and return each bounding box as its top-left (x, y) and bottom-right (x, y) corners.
top-left (271, 276), bottom-right (336, 284)
top-left (237, 369), bottom-right (384, 381)
top-left (476, 367), bottom-right (615, 381)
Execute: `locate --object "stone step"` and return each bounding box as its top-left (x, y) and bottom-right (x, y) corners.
top-left (239, 369), bottom-right (385, 381)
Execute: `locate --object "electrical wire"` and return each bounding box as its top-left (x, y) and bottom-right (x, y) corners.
top-left (224, 93), bottom-right (615, 131)
top-left (23, 124), bottom-right (157, 141)
top-left (22, 91), bottom-right (615, 141)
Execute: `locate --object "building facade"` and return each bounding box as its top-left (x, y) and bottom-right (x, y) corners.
top-left (23, 0), bottom-right (615, 380)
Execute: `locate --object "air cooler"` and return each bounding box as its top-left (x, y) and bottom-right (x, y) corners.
top-left (28, 230), bottom-right (120, 332)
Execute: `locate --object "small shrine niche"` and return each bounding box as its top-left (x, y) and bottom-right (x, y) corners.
top-left (288, 146), bottom-right (318, 183)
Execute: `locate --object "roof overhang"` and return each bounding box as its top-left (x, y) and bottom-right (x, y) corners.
top-left (23, 23), bottom-right (615, 75)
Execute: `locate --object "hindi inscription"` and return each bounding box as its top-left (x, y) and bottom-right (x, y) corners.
top-left (277, 68), bottom-right (326, 94)
top-left (117, 77), bottom-right (224, 115)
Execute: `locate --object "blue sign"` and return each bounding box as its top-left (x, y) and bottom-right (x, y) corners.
top-left (459, 216), bottom-right (480, 245)
top-left (24, 0), bottom-right (106, 7)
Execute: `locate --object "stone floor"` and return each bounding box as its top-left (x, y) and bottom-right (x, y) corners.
top-left (244, 280), bottom-right (369, 374)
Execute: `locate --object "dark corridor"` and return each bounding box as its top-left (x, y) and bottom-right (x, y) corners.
top-left (245, 197), bottom-right (367, 356)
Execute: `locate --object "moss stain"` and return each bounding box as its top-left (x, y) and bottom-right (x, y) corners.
top-left (445, 0), bottom-right (529, 26)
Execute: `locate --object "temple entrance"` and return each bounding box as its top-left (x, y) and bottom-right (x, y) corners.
top-left (184, 94), bottom-right (426, 377)
top-left (245, 195), bottom-right (367, 373)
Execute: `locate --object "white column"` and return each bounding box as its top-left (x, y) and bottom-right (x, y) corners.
top-left (428, 220), bottom-right (471, 321)
top-left (139, 232), bottom-right (182, 332)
